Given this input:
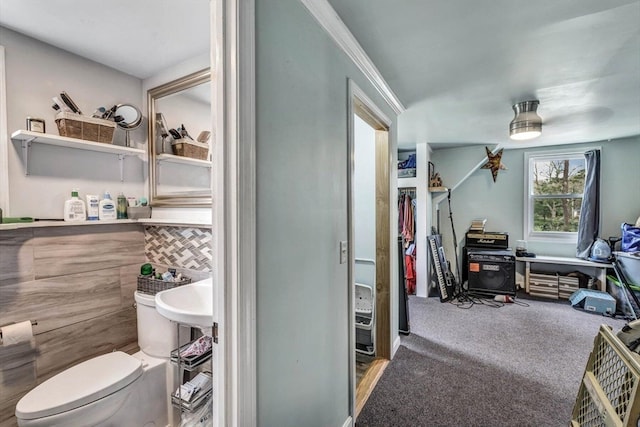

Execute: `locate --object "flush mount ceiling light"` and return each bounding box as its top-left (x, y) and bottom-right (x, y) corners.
top-left (509, 100), bottom-right (542, 140)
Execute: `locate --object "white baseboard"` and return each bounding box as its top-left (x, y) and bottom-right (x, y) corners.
top-left (342, 416), bottom-right (353, 427)
top-left (392, 336), bottom-right (401, 357)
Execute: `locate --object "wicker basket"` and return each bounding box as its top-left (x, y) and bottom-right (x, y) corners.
top-left (171, 139), bottom-right (209, 160)
top-left (137, 275), bottom-right (192, 296)
top-left (55, 112), bottom-right (116, 144)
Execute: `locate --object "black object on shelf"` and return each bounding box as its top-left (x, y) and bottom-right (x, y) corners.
top-left (398, 238), bottom-right (410, 335)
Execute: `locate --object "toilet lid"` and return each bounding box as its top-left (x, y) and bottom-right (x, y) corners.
top-left (15, 351), bottom-right (143, 420)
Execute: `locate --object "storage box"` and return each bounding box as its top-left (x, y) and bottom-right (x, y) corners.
top-left (398, 168), bottom-right (416, 178)
top-left (127, 206), bottom-right (151, 219)
top-left (529, 272), bottom-right (558, 299)
top-left (171, 139), bottom-right (209, 160)
top-left (616, 251), bottom-right (640, 286)
top-left (558, 275), bottom-right (580, 299)
top-left (55, 112), bottom-right (116, 144)
top-left (569, 289), bottom-right (616, 315)
top-left (607, 274), bottom-right (640, 318)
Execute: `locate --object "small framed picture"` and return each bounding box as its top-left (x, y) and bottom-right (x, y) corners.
top-left (26, 117), bottom-right (46, 133)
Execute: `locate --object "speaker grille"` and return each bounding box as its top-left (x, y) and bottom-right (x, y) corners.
top-left (467, 250), bottom-right (515, 296)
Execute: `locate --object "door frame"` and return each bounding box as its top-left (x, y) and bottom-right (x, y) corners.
top-left (347, 79), bottom-right (393, 422)
top-left (216, 0), bottom-right (257, 425)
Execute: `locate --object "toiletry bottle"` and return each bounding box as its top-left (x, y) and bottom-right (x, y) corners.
top-left (116, 192), bottom-right (128, 219)
top-left (86, 194), bottom-right (100, 220)
top-left (99, 192), bottom-right (117, 220)
top-left (63, 189), bottom-right (86, 222)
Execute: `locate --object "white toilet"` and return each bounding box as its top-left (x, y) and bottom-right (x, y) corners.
top-left (15, 291), bottom-right (180, 427)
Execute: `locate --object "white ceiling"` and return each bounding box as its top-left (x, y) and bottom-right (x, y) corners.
top-left (1, 1), bottom-right (638, 150)
top-left (0, 0), bottom-right (210, 79)
top-left (328, 0), bottom-right (640, 149)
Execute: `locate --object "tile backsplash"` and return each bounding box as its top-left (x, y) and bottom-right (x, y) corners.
top-left (144, 226), bottom-right (212, 272)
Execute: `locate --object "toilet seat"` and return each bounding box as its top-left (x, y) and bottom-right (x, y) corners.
top-left (16, 351), bottom-right (142, 420)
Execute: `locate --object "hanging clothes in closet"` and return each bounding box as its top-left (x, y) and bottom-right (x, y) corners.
top-left (405, 242), bottom-right (416, 295)
top-left (398, 191), bottom-right (415, 242)
top-left (398, 189), bottom-right (416, 295)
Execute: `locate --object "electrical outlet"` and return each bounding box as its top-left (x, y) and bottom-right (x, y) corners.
top-left (340, 240), bottom-right (348, 264)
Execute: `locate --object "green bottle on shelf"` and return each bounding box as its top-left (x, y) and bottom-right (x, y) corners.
top-left (116, 192), bottom-right (128, 219)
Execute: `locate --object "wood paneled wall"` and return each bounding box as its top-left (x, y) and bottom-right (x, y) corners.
top-left (0, 224), bottom-right (145, 427)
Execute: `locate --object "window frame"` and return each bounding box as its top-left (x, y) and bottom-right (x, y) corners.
top-left (523, 148), bottom-right (597, 242)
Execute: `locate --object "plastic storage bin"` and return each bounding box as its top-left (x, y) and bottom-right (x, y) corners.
top-left (355, 283), bottom-right (375, 355)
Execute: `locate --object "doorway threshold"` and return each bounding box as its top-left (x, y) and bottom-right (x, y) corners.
top-left (355, 357), bottom-right (389, 418)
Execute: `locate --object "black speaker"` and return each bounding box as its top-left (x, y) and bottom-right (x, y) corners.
top-left (467, 249), bottom-right (516, 296)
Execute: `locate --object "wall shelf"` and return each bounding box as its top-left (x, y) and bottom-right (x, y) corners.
top-left (11, 130), bottom-right (145, 181)
top-left (156, 153), bottom-right (211, 168)
top-left (428, 186), bottom-right (448, 193)
top-left (398, 176), bottom-right (418, 188)
top-left (0, 219), bottom-right (139, 231)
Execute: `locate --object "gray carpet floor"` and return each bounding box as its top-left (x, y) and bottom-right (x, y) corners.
top-left (356, 294), bottom-right (627, 427)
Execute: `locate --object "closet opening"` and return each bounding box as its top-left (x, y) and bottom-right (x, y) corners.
top-left (348, 83), bottom-right (392, 420)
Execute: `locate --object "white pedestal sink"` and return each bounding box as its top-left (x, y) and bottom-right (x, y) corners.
top-left (155, 277), bottom-right (213, 327)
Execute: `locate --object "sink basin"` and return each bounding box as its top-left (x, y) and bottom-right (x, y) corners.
top-left (155, 278), bottom-right (213, 327)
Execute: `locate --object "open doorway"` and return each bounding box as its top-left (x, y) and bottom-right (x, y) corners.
top-left (348, 81), bottom-right (392, 420)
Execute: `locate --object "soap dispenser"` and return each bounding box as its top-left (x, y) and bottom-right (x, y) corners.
top-left (99, 192), bottom-right (117, 220)
top-left (64, 188), bottom-right (86, 222)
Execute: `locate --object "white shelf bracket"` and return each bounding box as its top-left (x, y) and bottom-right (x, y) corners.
top-left (118, 154), bottom-right (125, 182)
top-left (21, 137), bottom-right (35, 175)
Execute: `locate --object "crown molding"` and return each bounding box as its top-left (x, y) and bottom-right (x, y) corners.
top-left (300, 0), bottom-right (405, 116)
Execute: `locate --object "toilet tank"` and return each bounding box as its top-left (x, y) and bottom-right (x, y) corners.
top-left (134, 291), bottom-right (178, 357)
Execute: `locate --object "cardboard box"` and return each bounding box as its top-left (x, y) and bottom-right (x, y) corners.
top-left (569, 289), bottom-right (616, 315)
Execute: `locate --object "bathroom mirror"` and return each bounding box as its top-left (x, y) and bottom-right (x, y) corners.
top-left (148, 68), bottom-right (212, 207)
top-left (115, 104), bottom-right (143, 147)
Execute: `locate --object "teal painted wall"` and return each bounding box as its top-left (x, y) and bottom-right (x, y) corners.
top-left (255, 1), bottom-right (397, 425)
top-left (431, 136), bottom-right (640, 264)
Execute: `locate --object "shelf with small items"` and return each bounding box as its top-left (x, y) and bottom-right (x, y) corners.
top-left (170, 338), bottom-right (213, 371)
top-left (171, 372), bottom-right (213, 412)
top-left (428, 186), bottom-right (448, 193)
top-left (11, 130), bottom-right (145, 181)
top-left (171, 334), bottom-right (214, 415)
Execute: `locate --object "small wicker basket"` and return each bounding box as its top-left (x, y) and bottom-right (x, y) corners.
top-left (55, 112), bottom-right (116, 144)
top-left (171, 139), bottom-right (209, 160)
top-left (137, 275), bottom-right (192, 296)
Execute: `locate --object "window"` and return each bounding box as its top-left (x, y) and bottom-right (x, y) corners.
top-left (525, 151), bottom-right (586, 240)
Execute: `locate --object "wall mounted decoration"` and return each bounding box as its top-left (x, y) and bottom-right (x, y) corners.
top-left (481, 146), bottom-right (507, 182)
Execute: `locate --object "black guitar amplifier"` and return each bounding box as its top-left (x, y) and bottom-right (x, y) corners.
top-left (465, 231), bottom-right (509, 249)
top-left (467, 249), bottom-right (516, 297)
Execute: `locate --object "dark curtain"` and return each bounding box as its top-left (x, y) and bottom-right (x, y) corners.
top-left (576, 149), bottom-right (601, 259)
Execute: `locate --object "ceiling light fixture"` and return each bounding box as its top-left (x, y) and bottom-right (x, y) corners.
top-left (509, 100), bottom-right (542, 140)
